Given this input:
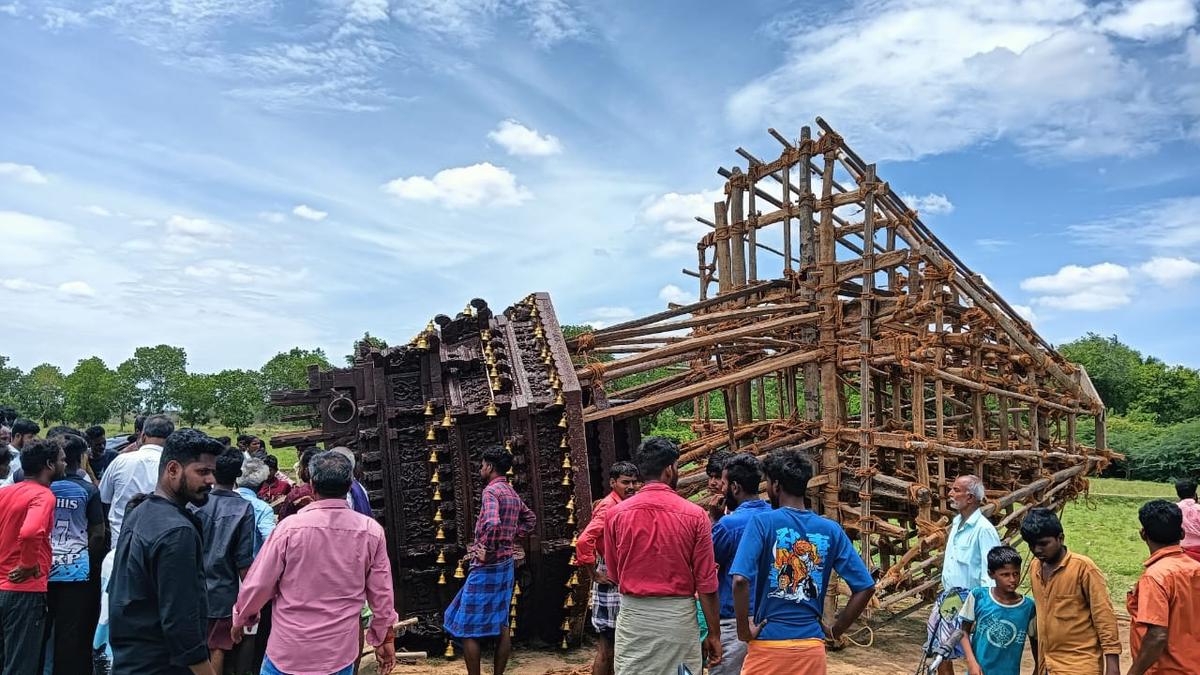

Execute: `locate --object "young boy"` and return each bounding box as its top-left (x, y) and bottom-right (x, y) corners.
top-left (959, 546), bottom-right (1037, 675)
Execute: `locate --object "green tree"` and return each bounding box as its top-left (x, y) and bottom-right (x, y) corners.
top-left (16, 363), bottom-right (65, 427)
top-left (131, 345), bottom-right (187, 412)
top-left (1058, 334), bottom-right (1144, 413)
top-left (261, 347), bottom-right (333, 422)
top-left (112, 359), bottom-right (142, 429)
top-left (176, 373), bottom-right (217, 427)
top-left (212, 369), bottom-right (263, 433)
top-left (0, 355), bottom-right (22, 406)
top-left (1130, 358), bottom-right (1200, 425)
top-left (63, 357), bottom-right (117, 426)
top-left (346, 332), bottom-right (388, 365)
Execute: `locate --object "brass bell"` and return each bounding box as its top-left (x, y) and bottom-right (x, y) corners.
top-left (534, 325), bottom-right (545, 339)
top-left (424, 400), bottom-right (435, 416)
top-left (486, 401), bottom-right (498, 417)
top-left (564, 594), bottom-right (575, 609)
top-left (510, 618), bottom-right (517, 630)
top-left (504, 439), bottom-right (513, 451)
top-left (431, 470), bottom-right (440, 484)
top-left (568, 554), bottom-right (577, 566)
top-left (428, 449), bottom-right (438, 463)
top-left (491, 376), bottom-right (501, 391)
top-left (568, 571), bottom-right (580, 587)
top-left (463, 304), bottom-right (473, 316)
top-left (433, 509), bottom-right (443, 523)
top-left (562, 455), bottom-right (572, 470)
top-left (426, 320), bottom-right (436, 333)
top-left (570, 532), bottom-right (578, 547)
top-left (444, 643), bottom-right (454, 658)
top-left (567, 496), bottom-right (575, 510)
top-left (559, 435), bottom-right (568, 449)
top-left (509, 606), bottom-right (517, 619)
top-left (436, 548), bottom-right (446, 564)
top-left (481, 329), bottom-right (491, 341)
top-left (433, 486), bottom-right (442, 502)
top-left (486, 353), bottom-right (498, 367)
top-left (560, 636), bottom-right (569, 650)
top-left (510, 592), bottom-right (519, 607)
top-left (438, 571), bottom-right (447, 585)
top-left (426, 426), bottom-right (437, 441)
top-left (514, 583), bottom-right (522, 597)
top-left (454, 560), bottom-right (466, 579)
top-left (506, 466), bottom-right (514, 478)
top-left (543, 353), bottom-right (552, 366)
top-left (554, 390), bottom-right (565, 407)
top-left (416, 334), bottom-right (430, 350)
top-left (489, 364), bottom-right (498, 378)
top-left (567, 511), bottom-right (575, 525)
top-left (558, 413), bottom-right (568, 429)
top-left (441, 410), bottom-right (453, 428)
top-left (561, 471), bottom-right (571, 487)
top-left (435, 525), bottom-right (445, 541)
top-left (560, 618), bottom-right (570, 631)
top-left (531, 305), bottom-right (539, 318)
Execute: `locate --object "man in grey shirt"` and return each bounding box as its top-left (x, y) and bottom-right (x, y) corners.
top-left (192, 449), bottom-right (256, 674)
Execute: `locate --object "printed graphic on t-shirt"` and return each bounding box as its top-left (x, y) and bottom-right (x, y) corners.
top-left (768, 528), bottom-right (830, 602)
top-left (981, 615), bottom-right (1021, 649)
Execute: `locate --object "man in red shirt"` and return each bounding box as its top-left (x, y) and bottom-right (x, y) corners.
top-left (575, 461), bottom-right (641, 675)
top-left (0, 438), bottom-right (66, 673)
top-left (603, 437), bottom-right (722, 674)
top-left (1126, 499), bottom-right (1200, 675)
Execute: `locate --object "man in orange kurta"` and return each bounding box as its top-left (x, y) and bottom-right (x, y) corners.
top-left (1126, 499), bottom-right (1200, 675)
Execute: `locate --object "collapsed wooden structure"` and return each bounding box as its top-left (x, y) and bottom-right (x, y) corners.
top-left (270, 118), bottom-right (1110, 651)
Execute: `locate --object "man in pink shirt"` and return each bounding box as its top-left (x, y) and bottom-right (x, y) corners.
top-left (1175, 479), bottom-right (1200, 563)
top-left (0, 438), bottom-right (66, 674)
top-left (575, 461), bottom-right (641, 675)
top-left (603, 436), bottom-right (722, 674)
top-left (231, 451), bottom-right (397, 675)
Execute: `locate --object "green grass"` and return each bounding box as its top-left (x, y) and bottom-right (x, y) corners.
top-left (1086, 477), bottom-right (1175, 498)
top-left (99, 421), bottom-right (300, 474)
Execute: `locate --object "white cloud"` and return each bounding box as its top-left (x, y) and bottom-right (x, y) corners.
top-left (1071, 196), bottom-right (1200, 251)
top-left (650, 240), bottom-right (696, 259)
top-left (659, 283), bottom-right (697, 305)
top-left (258, 212), bottom-right (286, 224)
top-left (1187, 30), bottom-right (1200, 67)
top-left (83, 205), bottom-right (112, 217)
top-left (391, 0), bottom-right (586, 47)
top-left (382, 162), bottom-right (532, 208)
top-left (1138, 256), bottom-right (1200, 285)
top-left (580, 306), bottom-right (635, 329)
top-left (344, 0), bottom-right (389, 23)
top-left (488, 119), bottom-right (563, 157)
top-left (1, 278), bottom-right (39, 292)
top-left (976, 238), bottom-right (1012, 249)
top-left (0, 211), bottom-right (78, 265)
top-left (1097, 0), bottom-right (1198, 41)
top-left (0, 162), bottom-right (48, 184)
top-left (640, 189), bottom-right (723, 259)
top-left (131, 218), bottom-right (157, 227)
top-left (1011, 304), bottom-right (1038, 324)
top-left (292, 204), bottom-right (328, 221)
top-left (57, 281), bottom-right (95, 298)
top-left (1021, 262), bottom-right (1132, 311)
top-left (0, 4), bottom-right (21, 18)
top-left (900, 193), bottom-right (954, 215)
top-left (728, 0), bottom-right (1194, 161)
top-left (42, 7), bottom-right (84, 30)
top-left (165, 214), bottom-right (233, 249)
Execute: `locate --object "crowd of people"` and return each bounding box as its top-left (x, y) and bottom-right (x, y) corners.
top-left (2, 414), bottom-right (1200, 675)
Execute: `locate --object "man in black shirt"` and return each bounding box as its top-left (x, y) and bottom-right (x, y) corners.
top-left (109, 428), bottom-right (222, 675)
top-left (84, 426), bottom-right (118, 480)
top-left (193, 449), bottom-right (255, 674)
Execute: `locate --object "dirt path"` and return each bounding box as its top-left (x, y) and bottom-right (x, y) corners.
top-left (366, 613), bottom-right (1131, 674)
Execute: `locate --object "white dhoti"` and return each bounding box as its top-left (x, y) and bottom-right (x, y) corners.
top-left (614, 595), bottom-right (701, 675)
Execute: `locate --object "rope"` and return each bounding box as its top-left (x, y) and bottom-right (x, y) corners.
top-left (575, 332), bottom-right (596, 351)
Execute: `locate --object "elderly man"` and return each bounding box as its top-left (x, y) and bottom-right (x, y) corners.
top-left (100, 414), bottom-right (174, 542)
top-left (235, 458), bottom-right (277, 551)
top-left (926, 474), bottom-right (1002, 674)
top-left (231, 451), bottom-right (397, 675)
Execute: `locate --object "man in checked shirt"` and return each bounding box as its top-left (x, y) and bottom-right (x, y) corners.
top-left (443, 446), bottom-right (537, 675)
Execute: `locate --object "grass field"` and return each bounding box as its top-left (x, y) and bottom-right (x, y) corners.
top-left (99, 421), bottom-right (301, 471)
top-left (1017, 476), bottom-right (1174, 605)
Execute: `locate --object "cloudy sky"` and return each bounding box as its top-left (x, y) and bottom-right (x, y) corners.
top-left (2, 0), bottom-right (1199, 374)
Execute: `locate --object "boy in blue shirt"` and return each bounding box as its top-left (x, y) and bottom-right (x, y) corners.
top-left (959, 545), bottom-right (1037, 675)
top-left (730, 448), bottom-right (876, 674)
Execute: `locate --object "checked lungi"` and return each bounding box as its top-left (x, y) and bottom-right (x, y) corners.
top-left (442, 559), bottom-right (515, 639)
top-left (591, 558), bottom-right (620, 634)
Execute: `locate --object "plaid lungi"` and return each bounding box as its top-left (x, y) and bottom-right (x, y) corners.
top-left (591, 581), bottom-right (620, 632)
top-left (442, 559), bottom-right (515, 639)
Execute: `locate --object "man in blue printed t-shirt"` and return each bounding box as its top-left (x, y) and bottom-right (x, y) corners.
top-left (44, 431), bottom-right (106, 674)
top-left (731, 448), bottom-right (876, 674)
top-left (710, 452), bottom-right (771, 675)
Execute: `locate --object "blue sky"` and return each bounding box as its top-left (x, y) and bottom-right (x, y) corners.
top-left (2, 0), bottom-right (1199, 374)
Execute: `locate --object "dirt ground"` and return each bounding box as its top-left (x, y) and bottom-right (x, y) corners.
top-left (360, 613), bottom-right (1132, 674)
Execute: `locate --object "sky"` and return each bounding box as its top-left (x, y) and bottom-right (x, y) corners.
top-left (1, 0), bottom-right (1199, 375)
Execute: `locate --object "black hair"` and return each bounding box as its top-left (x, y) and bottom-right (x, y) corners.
top-left (299, 445), bottom-right (322, 473)
top-left (0, 451), bottom-right (11, 465)
top-left (12, 418), bottom-right (39, 437)
top-left (761, 447), bottom-right (814, 496)
top-left (216, 436), bottom-right (231, 447)
top-left (1019, 507), bottom-right (1064, 543)
top-left (609, 461), bottom-right (640, 480)
top-left (126, 492), bottom-right (149, 514)
top-left (481, 445), bottom-right (514, 474)
top-left (84, 426), bottom-right (105, 441)
top-left (706, 450), bottom-right (733, 478)
top-left (237, 434), bottom-right (253, 446)
top-left (58, 433), bottom-right (88, 467)
top-left (309, 451), bottom-right (353, 498)
top-left (134, 415), bottom-right (146, 433)
top-left (143, 414), bottom-right (174, 439)
top-left (265, 455), bottom-right (279, 472)
top-left (20, 439), bottom-right (60, 475)
top-left (633, 436), bottom-right (680, 479)
top-left (159, 428), bottom-right (223, 476)
top-left (47, 425), bottom-right (81, 438)
top-left (0, 407), bottom-right (17, 427)
top-left (723, 453), bottom-right (762, 495)
top-left (1175, 478), bottom-right (1197, 500)
top-left (215, 449), bottom-right (244, 485)
top-left (1139, 499), bottom-right (1184, 545)
top-left (987, 545), bottom-right (1023, 573)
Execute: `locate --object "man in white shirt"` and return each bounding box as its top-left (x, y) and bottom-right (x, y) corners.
top-left (98, 414), bottom-right (174, 542)
top-left (0, 419), bottom-right (39, 488)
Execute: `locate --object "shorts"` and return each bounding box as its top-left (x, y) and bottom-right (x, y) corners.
top-left (207, 617), bottom-right (234, 651)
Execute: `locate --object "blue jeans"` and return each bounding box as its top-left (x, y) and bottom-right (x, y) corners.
top-left (261, 655), bottom-right (354, 675)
